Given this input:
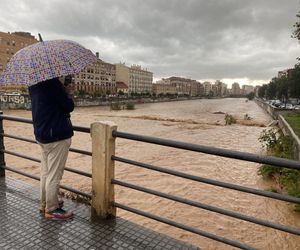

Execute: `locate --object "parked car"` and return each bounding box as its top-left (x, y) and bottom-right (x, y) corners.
top-left (279, 103), bottom-right (294, 109)
top-left (294, 105), bottom-right (300, 110)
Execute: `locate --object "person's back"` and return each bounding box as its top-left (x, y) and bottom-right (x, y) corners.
top-left (29, 78), bottom-right (74, 143)
top-left (29, 77), bottom-right (75, 220)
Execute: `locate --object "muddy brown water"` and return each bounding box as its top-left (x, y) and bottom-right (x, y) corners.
top-left (4, 98), bottom-right (300, 249)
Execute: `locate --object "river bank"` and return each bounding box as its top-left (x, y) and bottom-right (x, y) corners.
top-left (3, 98), bottom-right (300, 249)
top-left (0, 93), bottom-right (202, 109)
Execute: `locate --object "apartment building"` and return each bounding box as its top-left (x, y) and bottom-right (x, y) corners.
top-left (74, 54), bottom-right (116, 95)
top-left (152, 79), bottom-right (177, 95)
top-left (190, 80), bottom-right (204, 97)
top-left (202, 81), bottom-right (213, 96)
top-left (154, 77), bottom-right (203, 96)
top-left (231, 82), bottom-right (241, 95)
top-left (116, 63), bottom-right (153, 94)
top-left (241, 85), bottom-right (255, 95)
top-left (0, 31), bottom-right (38, 91)
top-left (212, 80), bottom-right (227, 97)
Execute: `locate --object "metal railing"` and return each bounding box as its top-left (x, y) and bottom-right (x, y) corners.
top-left (111, 130), bottom-right (300, 250)
top-left (0, 114), bottom-right (92, 198)
top-left (1, 114), bottom-right (300, 250)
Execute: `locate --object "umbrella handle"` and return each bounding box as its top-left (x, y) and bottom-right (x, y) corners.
top-left (38, 33), bottom-right (43, 42)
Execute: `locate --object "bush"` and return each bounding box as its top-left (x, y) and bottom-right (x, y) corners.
top-left (258, 128), bottom-right (300, 211)
top-left (225, 114), bottom-right (236, 125)
top-left (126, 102), bottom-right (135, 110)
top-left (110, 102), bottom-right (121, 110)
top-left (258, 128), bottom-right (279, 151)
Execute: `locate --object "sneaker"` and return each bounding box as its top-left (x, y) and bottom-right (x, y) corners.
top-left (45, 208), bottom-right (74, 220)
top-left (39, 200), bottom-right (64, 213)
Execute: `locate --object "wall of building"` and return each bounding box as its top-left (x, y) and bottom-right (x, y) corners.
top-left (0, 94), bottom-right (31, 109)
top-left (74, 59), bottom-right (116, 95)
top-left (115, 63), bottom-right (130, 87)
top-left (0, 32), bottom-right (38, 77)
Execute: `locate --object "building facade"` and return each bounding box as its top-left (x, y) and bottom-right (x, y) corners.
top-left (241, 85), bottom-right (255, 95)
top-left (116, 81), bottom-right (128, 94)
top-left (0, 31), bottom-right (38, 92)
top-left (202, 81), bottom-right (213, 96)
top-left (154, 77), bottom-right (203, 96)
top-left (152, 79), bottom-right (177, 95)
top-left (74, 56), bottom-right (116, 95)
top-left (116, 63), bottom-right (153, 94)
top-left (213, 80), bottom-right (227, 97)
top-left (231, 82), bottom-right (241, 95)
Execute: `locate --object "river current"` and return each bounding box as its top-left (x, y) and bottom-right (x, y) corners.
top-left (4, 98), bottom-right (300, 249)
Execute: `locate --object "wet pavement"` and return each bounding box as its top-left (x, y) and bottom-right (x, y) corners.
top-left (0, 176), bottom-right (199, 250)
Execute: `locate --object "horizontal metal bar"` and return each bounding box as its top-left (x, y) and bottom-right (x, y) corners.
top-left (3, 133), bottom-right (36, 143)
top-left (4, 149), bottom-right (40, 163)
top-left (72, 125), bottom-right (90, 133)
top-left (112, 155), bottom-right (300, 204)
top-left (112, 179), bottom-right (300, 236)
top-left (113, 131), bottom-right (300, 170)
top-left (113, 202), bottom-right (257, 250)
top-left (69, 147), bottom-right (92, 156)
top-left (3, 149), bottom-right (92, 178)
top-left (2, 133), bottom-right (92, 156)
top-left (0, 115), bottom-right (33, 124)
top-left (0, 115), bottom-right (90, 133)
top-left (1, 165), bottom-right (91, 198)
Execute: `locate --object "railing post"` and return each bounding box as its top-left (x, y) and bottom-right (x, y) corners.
top-left (0, 111), bottom-right (5, 177)
top-left (90, 121), bottom-right (117, 219)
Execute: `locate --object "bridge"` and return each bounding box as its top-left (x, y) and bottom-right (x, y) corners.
top-left (0, 113), bottom-right (299, 249)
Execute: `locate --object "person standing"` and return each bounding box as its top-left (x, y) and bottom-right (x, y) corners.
top-left (29, 77), bottom-right (74, 220)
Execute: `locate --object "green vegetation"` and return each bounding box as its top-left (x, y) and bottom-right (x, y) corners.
top-left (258, 129), bottom-right (300, 211)
top-left (110, 102), bottom-right (122, 110)
top-left (125, 102), bottom-right (135, 110)
top-left (247, 92), bottom-right (255, 100)
top-left (224, 114), bottom-right (236, 125)
top-left (292, 11), bottom-right (300, 42)
top-left (283, 114), bottom-right (300, 138)
top-left (257, 66), bottom-right (300, 101)
top-left (258, 11), bottom-right (300, 101)
top-left (110, 101), bottom-right (135, 110)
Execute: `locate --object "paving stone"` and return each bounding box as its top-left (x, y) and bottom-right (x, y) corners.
top-left (0, 177), bottom-right (199, 250)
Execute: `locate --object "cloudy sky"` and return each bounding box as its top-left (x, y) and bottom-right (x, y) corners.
top-left (0, 0), bottom-right (300, 86)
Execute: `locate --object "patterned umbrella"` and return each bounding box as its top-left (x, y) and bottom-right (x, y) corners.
top-left (0, 40), bottom-right (98, 86)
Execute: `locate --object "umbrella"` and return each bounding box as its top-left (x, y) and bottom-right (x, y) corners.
top-left (0, 39), bottom-right (98, 86)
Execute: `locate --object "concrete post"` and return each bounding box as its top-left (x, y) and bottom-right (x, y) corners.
top-left (90, 121), bottom-right (117, 219)
top-left (0, 111), bottom-right (5, 177)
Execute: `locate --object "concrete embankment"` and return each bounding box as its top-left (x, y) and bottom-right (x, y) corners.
top-left (0, 94), bottom-right (202, 109)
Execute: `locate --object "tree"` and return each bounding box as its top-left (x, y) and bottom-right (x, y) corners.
top-left (118, 90), bottom-right (124, 96)
top-left (276, 77), bottom-right (289, 103)
top-left (247, 92), bottom-right (255, 100)
top-left (258, 84), bottom-right (267, 99)
top-left (289, 65), bottom-right (300, 98)
top-left (266, 79), bottom-right (277, 99)
top-left (292, 11), bottom-right (300, 42)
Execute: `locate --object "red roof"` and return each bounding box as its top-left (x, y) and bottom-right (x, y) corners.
top-left (116, 82), bottom-right (128, 89)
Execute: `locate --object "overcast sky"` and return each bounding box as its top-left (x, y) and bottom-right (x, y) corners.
top-left (0, 0), bottom-right (300, 86)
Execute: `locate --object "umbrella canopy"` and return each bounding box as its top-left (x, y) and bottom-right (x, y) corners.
top-left (0, 40), bottom-right (98, 86)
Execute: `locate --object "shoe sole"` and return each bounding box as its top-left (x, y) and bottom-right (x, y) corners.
top-left (45, 215), bottom-right (74, 221)
top-left (40, 201), bottom-right (64, 214)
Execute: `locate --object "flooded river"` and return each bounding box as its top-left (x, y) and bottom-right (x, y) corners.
top-left (3, 98), bottom-right (300, 249)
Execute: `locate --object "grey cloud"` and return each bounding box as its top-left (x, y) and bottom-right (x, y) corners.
top-left (0, 0), bottom-right (299, 84)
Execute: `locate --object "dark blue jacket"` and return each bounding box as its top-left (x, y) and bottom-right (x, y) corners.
top-left (29, 78), bottom-right (74, 144)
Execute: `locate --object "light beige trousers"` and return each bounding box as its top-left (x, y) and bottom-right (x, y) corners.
top-left (38, 138), bottom-right (71, 212)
